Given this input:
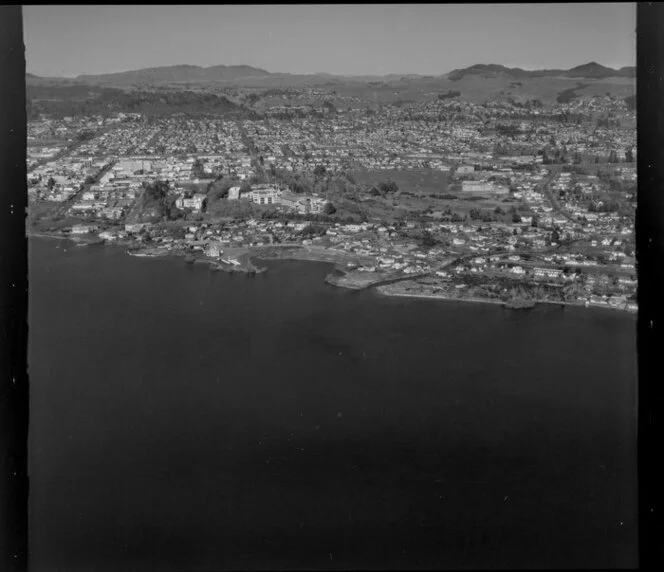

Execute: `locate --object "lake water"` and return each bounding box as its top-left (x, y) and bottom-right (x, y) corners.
top-left (28, 237), bottom-right (637, 570)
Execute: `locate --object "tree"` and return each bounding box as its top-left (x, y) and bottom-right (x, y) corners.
top-left (192, 158), bottom-right (206, 179)
top-left (47, 176), bottom-right (56, 190)
top-left (239, 181), bottom-right (252, 195)
top-left (379, 180), bottom-right (399, 194)
top-left (625, 148), bottom-right (634, 163)
top-left (420, 230), bottom-right (437, 248)
top-left (323, 202), bottom-right (336, 215)
top-left (313, 165), bottom-right (327, 178)
top-left (511, 212), bottom-right (522, 223)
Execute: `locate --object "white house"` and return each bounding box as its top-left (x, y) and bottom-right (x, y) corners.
top-left (228, 186), bottom-right (241, 200)
top-left (176, 193), bottom-right (206, 211)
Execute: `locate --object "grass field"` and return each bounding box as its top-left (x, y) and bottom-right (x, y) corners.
top-left (352, 168), bottom-right (449, 195)
top-left (350, 168), bottom-right (525, 219)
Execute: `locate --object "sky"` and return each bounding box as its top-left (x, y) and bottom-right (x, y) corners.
top-left (23, 4), bottom-right (636, 77)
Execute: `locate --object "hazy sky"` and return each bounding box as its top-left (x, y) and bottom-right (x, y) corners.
top-left (23, 4), bottom-right (636, 77)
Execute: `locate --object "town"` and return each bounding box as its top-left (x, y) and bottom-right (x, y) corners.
top-left (27, 91), bottom-right (637, 312)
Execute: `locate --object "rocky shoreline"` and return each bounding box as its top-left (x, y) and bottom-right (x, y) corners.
top-left (374, 285), bottom-right (636, 313)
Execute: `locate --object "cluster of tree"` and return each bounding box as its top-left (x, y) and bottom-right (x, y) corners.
top-left (596, 170), bottom-right (636, 193)
top-left (244, 93), bottom-right (261, 106)
top-left (587, 199), bottom-right (628, 214)
top-left (437, 90), bottom-right (461, 100)
top-left (436, 206), bottom-right (466, 223)
top-left (322, 101), bottom-right (337, 113)
top-left (556, 85), bottom-right (588, 104)
top-left (138, 180), bottom-right (182, 221)
top-left (268, 168), bottom-right (314, 195)
top-left (541, 148), bottom-right (572, 165)
top-left (623, 95), bottom-right (636, 111)
top-left (75, 129), bottom-right (98, 142)
top-left (299, 224), bottom-right (328, 238)
top-left (256, 208), bottom-right (357, 225)
top-left (429, 193), bottom-right (458, 200)
top-left (606, 149), bottom-right (634, 164)
top-left (511, 98), bottom-right (544, 110)
top-left (191, 158), bottom-right (207, 180)
top-left (28, 85), bottom-right (245, 118)
top-left (468, 207), bottom-right (516, 223)
top-left (323, 202), bottom-right (337, 215)
top-left (203, 176), bottom-right (234, 201)
top-left (369, 180), bottom-right (399, 196)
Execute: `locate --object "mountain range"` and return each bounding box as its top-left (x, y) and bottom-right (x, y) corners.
top-left (445, 62), bottom-right (635, 81)
top-left (27, 62), bottom-right (635, 87)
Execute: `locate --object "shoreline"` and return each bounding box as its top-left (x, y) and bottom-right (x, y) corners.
top-left (374, 286), bottom-right (636, 314)
top-left (376, 288), bottom-right (506, 306)
top-left (28, 235), bottom-right (636, 315)
top-left (27, 231), bottom-right (70, 241)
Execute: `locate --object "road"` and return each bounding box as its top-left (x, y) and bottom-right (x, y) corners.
top-left (54, 159), bottom-right (117, 217)
top-left (236, 120), bottom-right (270, 183)
top-left (28, 122), bottom-right (123, 174)
top-left (537, 166), bottom-right (583, 226)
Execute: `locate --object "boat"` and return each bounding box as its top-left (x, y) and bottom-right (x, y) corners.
top-left (127, 251), bottom-right (158, 257)
top-left (127, 247), bottom-right (167, 257)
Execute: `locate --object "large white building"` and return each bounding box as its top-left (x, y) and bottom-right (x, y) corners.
top-left (279, 192), bottom-right (328, 214)
top-left (115, 159), bottom-right (152, 174)
top-left (245, 186), bottom-right (281, 205)
top-left (175, 193), bottom-right (206, 211)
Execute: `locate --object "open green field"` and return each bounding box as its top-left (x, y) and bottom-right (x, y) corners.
top-left (352, 168), bottom-right (449, 195)
top-left (349, 168), bottom-right (527, 219)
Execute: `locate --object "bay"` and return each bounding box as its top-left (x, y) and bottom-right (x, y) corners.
top-left (28, 237), bottom-right (637, 570)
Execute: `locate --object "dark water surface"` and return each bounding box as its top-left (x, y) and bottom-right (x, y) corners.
top-left (28, 238), bottom-right (637, 571)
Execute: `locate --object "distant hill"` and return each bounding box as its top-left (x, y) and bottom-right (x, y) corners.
top-left (25, 60), bottom-right (636, 111)
top-left (566, 62), bottom-right (635, 79)
top-left (76, 64), bottom-right (272, 85)
top-left (446, 62), bottom-right (635, 81)
top-left (26, 83), bottom-right (248, 119)
top-left (27, 61), bottom-right (635, 89)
